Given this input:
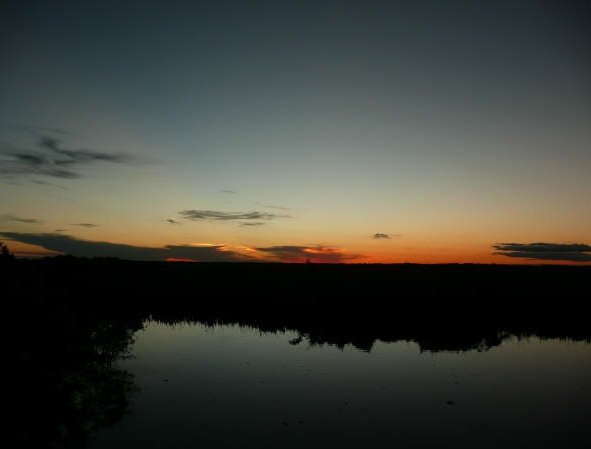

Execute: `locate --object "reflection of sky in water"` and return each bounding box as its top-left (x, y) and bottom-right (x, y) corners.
top-left (91, 322), bottom-right (591, 449)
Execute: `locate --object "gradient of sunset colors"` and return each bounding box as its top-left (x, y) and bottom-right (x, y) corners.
top-left (1, 1), bottom-right (590, 264)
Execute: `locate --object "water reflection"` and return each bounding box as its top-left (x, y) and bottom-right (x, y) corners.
top-left (13, 301), bottom-right (142, 448)
top-left (13, 300), bottom-right (591, 449)
top-left (92, 322), bottom-right (591, 449)
top-left (147, 304), bottom-right (591, 353)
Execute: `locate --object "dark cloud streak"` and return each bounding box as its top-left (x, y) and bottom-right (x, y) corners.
top-left (39, 137), bottom-right (131, 164)
top-left (70, 223), bottom-right (100, 228)
top-left (1, 214), bottom-right (43, 224)
top-left (0, 231), bottom-right (249, 262)
top-left (493, 242), bottom-right (591, 262)
top-left (255, 245), bottom-right (360, 263)
top-left (0, 135), bottom-right (136, 179)
top-left (180, 209), bottom-right (289, 221)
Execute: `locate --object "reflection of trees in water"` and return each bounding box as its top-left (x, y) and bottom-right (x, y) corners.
top-left (11, 294), bottom-right (590, 448)
top-left (13, 300), bottom-right (142, 448)
top-left (148, 305), bottom-right (591, 353)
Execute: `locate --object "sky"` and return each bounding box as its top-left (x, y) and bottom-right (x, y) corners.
top-left (1, 0), bottom-right (590, 263)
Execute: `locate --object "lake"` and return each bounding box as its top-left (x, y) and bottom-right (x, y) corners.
top-left (88, 320), bottom-right (591, 449)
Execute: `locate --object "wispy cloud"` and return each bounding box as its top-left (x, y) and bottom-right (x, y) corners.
top-left (493, 242), bottom-right (591, 262)
top-left (256, 202), bottom-right (292, 211)
top-left (1, 214), bottom-right (43, 224)
top-left (180, 209), bottom-right (289, 222)
top-left (32, 179), bottom-right (67, 189)
top-left (221, 189), bottom-right (238, 194)
top-left (1, 179), bottom-right (21, 186)
top-left (373, 233), bottom-right (391, 240)
top-left (0, 135), bottom-right (136, 179)
top-left (166, 219), bottom-right (182, 225)
top-left (0, 231), bottom-right (250, 262)
top-left (0, 148), bottom-right (80, 178)
top-left (239, 222), bottom-right (265, 227)
top-left (39, 136), bottom-right (131, 164)
top-left (70, 223), bottom-right (100, 228)
top-left (255, 245), bottom-right (361, 263)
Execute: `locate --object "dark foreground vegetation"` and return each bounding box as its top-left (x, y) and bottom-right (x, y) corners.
top-left (6, 256), bottom-right (590, 448)
top-left (4, 254), bottom-right (591, 298)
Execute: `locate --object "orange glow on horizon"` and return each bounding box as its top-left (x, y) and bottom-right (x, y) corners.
top-left (2, 238), bottom-right (590, 265)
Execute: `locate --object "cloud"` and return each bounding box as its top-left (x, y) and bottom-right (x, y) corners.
top-left (1, 214), bottom-right (43, 224)
top-left (239, 222), bottom-right (265, 227)
top-left (70, 223), bottom-right (100, 228)
top-left (54, 229), bottom-right (67, 232)
top-left (0, 135), bottom-right (135, 179)
top-left (0, 231), bottom-right (250, 262)
top-left (180, 209), bottom-right (289, 221)
top-left (166, 219), bottom-right (182, 225)
top-left (221, 189), bottom-right (238, 194)
top-left (1, 179), bottom-right (21, 186)
top-left (493, 242), bottom-right (591, 262)
top-left (373, 233), bottom-right (391, 240)
top-left (255, 245), bottom-right (361, 263)
top-left (0, 148), bottom-right (80, 178)
top-left (32, 180), bottom-right (67, 189)
top-left (256, 202), bottom-right (293, 211)
top-left (39, 136), bottom-right (131, 164)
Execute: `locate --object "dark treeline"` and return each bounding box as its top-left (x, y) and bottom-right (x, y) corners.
top-left (3, 255), bottom-right (591, 298)
top-left (5, 256), bottom-right (590, 352)
top-left (5, 256), bottom-right (591, 354)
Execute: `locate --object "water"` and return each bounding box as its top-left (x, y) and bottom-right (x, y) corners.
top-left (89, 321), bottom-right (591, 449)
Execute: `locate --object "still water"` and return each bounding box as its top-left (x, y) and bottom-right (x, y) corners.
top-left (90, 321), bottom-right (591, 449)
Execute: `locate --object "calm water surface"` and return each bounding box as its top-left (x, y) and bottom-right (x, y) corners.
top-left (90, 321), bottom-right (591, 449)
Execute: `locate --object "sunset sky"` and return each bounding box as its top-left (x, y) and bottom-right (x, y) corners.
top-left (1, 0), bottom-right (590, 263)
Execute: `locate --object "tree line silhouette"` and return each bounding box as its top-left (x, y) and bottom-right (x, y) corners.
top-left (0, 240), bottom-right (15, 263)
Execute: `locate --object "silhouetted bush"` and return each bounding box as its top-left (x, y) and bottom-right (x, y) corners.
top-left (0, 241), bottom-right (15, 263)
top-left (12, 301), bottom-right (142, 448)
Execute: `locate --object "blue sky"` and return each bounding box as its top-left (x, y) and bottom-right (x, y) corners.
top-left (1, 0), bottom-right (590, 263)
